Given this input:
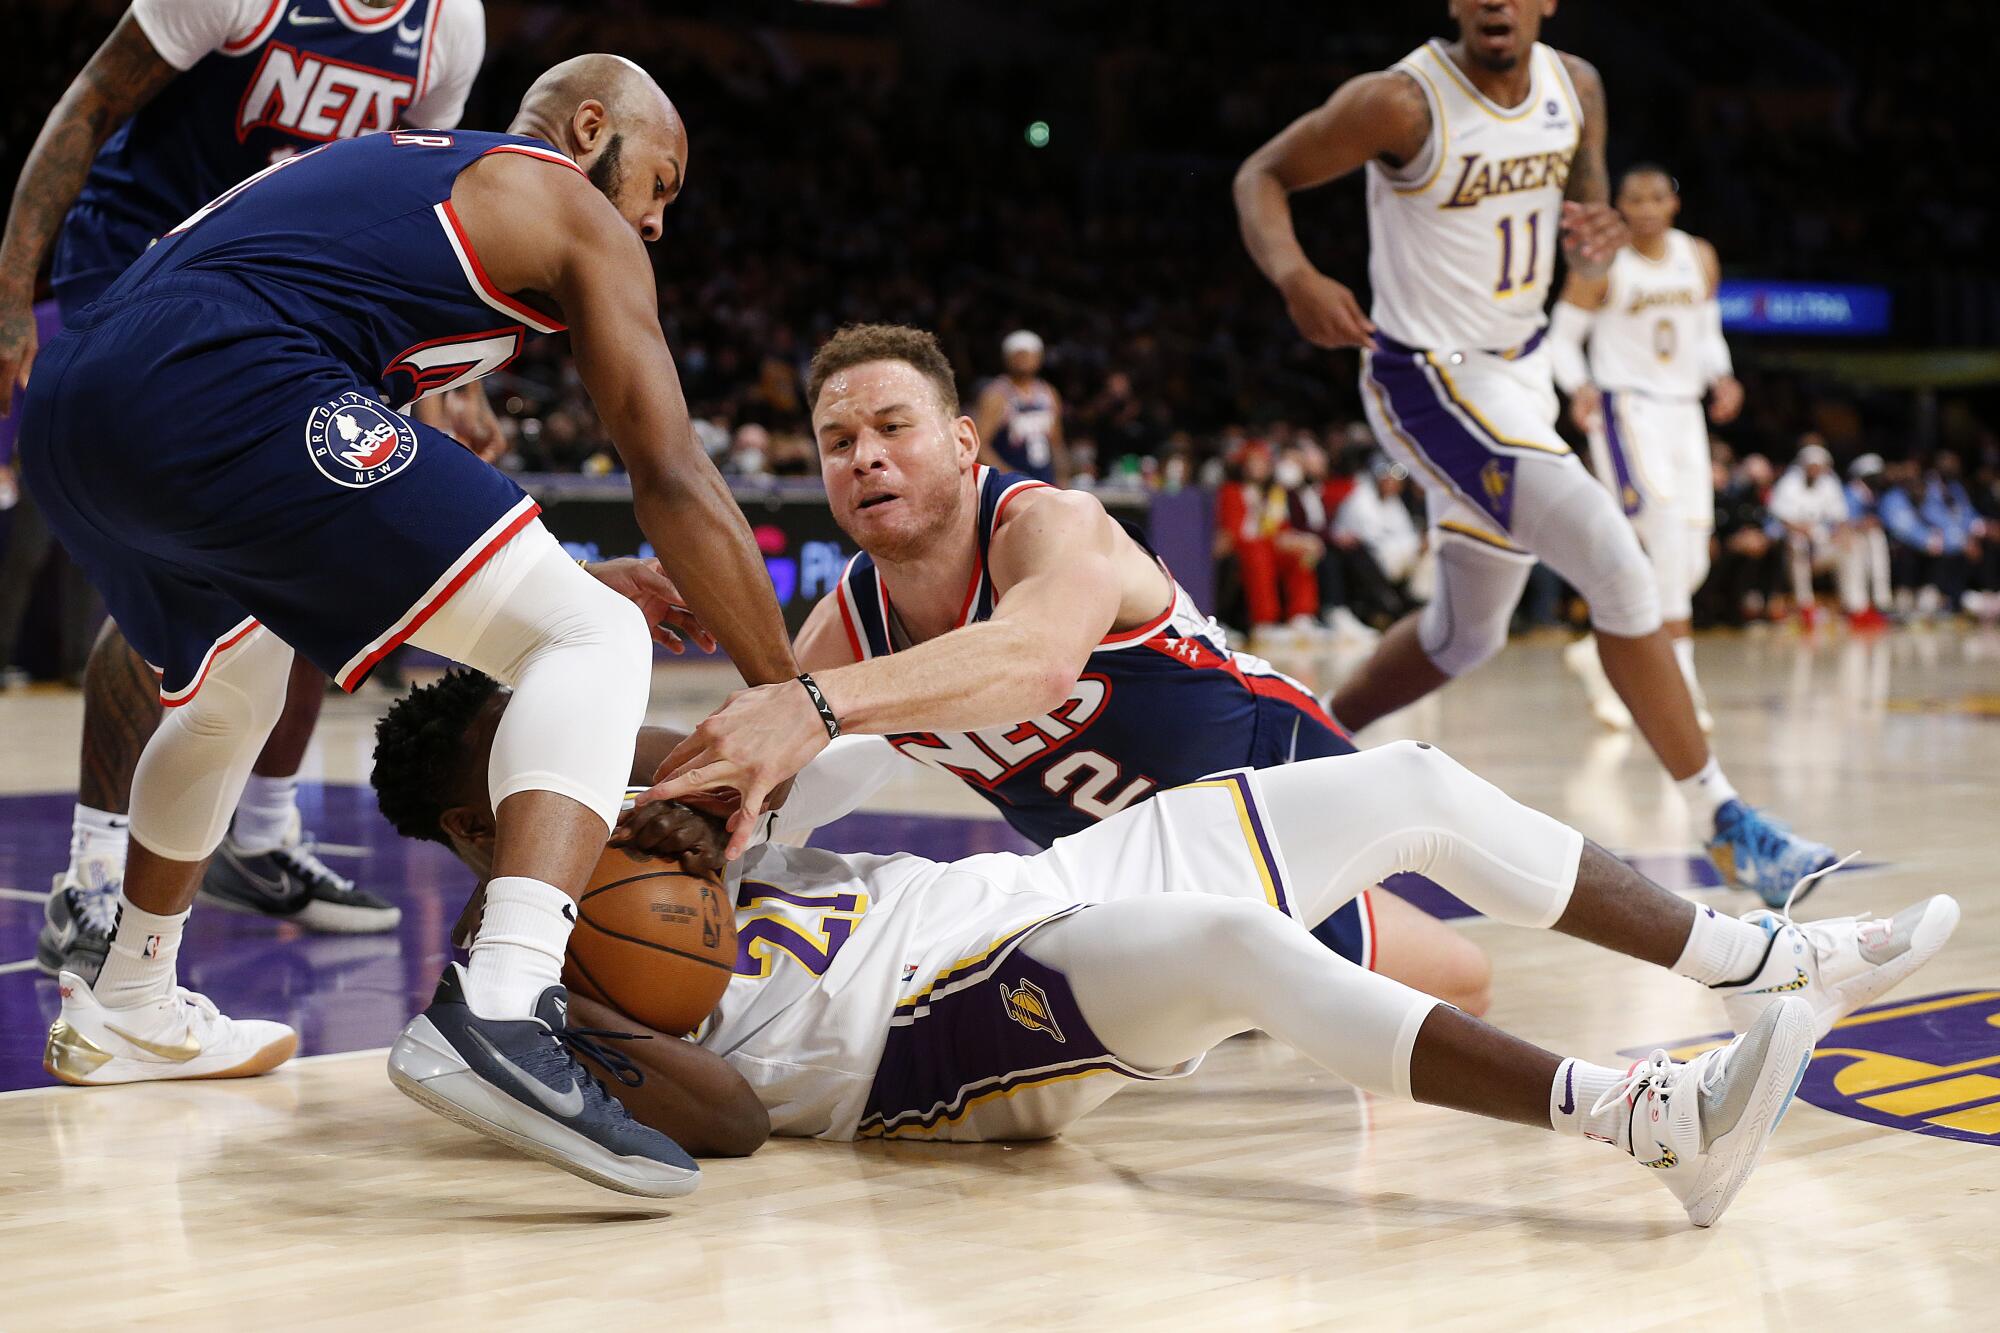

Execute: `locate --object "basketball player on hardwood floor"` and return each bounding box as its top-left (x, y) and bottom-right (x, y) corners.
top-left (1230, 0), bottom-right (1837, 905)
top-left (1546, 164), bottom-right (1738, 733)
top-left (371, 670), bottom-right (1959, 1226)
top-left (19, 56), bottom-right (800, 1198)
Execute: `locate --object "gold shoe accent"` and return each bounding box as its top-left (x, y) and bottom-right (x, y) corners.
top-left (102, 1020), bottom-right (202, 1063)
top-left (44, 1019), bottom-right (116, 1082)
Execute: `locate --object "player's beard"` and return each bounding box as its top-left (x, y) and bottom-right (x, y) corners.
top-left (587, 132), bottom-right (625, 199)
top-left (850, 482), bottom-right (964, 567)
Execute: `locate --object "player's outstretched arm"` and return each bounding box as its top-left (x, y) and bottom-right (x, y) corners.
top-left (1556, 55), bottom-right (1627, 277)
top-left (452, 156), bottom-right (798, 692)
top-left (0, 11), bottom-right (179, 411)
top-left (643, 489), bottom-right (1125, 857)
top-left (565, 992), bottom-right (769, 1158)
top-left (1232, 71), bottom-right (1428, 349)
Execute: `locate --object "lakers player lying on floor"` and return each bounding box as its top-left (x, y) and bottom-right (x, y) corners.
top-left (371, 672), bottom-right (1958, 1227)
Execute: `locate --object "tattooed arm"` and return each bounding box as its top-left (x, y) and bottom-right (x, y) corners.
top-left (0, 12), bottom-right (181, 412)
top-left (1555, 52), bottom-right (1627, 280)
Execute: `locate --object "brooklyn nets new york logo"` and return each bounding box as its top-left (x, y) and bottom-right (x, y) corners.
top-left (307, 393), bottom-right (418, 488)
top-left (1626, 989), bottom-right (2000, 1147)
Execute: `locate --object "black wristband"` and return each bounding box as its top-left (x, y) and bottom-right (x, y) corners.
top-left (796, 672), bottom-right (841, 740)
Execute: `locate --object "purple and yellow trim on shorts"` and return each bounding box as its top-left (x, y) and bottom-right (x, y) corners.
top-left (1362, 331), bottom-right (1567, 535)
top-left (1599, 390), bottom-right (1644, 517)
top-left (1170, 767), bottom-right (1294, 919)
top-left (859, 905), bottom-right (1173, 1140)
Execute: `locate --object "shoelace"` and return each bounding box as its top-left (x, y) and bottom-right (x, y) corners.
top-left (556, 1027), bottom-right (653, 1090)
top-left (1743, 850), bottom-right (1865, 962)
top-left (274, 835), bottom-right (357, 893)
top-left (168, 987), bottom-right (222, 1026)
top-left (72, 880), bottom-right (121, 935)
top-left (1591, 1045), bottom-right (1732, 1146)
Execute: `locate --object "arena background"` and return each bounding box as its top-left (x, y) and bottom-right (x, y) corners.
top-left (3, 0), bottom-right (1997, 661)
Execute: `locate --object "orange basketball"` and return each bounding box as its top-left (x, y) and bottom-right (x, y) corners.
top-left (561, 844), bottom-right (736, 1036)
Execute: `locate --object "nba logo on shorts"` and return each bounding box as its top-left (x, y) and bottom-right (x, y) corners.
top-left (306, 392), bottom-right (418, 488)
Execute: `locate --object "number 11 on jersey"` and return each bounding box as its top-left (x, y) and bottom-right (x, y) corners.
top-left (1494, 212), bottom-right (1542, 296)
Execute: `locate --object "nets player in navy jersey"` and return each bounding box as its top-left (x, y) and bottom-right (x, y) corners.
top-left (0, 0), bottom-right (490, 980)
top-left (642, 324), bottom-right (1491, 1013)
top-left (18, 55), bottom-right (800, 1197)
top-left (972, 329), bottom-right (1068, 486)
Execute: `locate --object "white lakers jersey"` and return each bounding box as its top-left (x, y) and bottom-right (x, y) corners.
top-left (1589, 229), bottom-right (1710, 400)
top-left (1365, 40), bottom-right (1584, 352)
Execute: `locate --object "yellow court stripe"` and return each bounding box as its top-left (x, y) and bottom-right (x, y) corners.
top-left (1437, 520), bottom-right (1524, 554)
top-left (1831, 990), bottom-right (2000, 1029)
top-left (1423, 40), bottom-right (1537, 121)
top-left (1177, 778), bottom-right (1282, 911)
top-left (1424, 352), bottom-right (1570, 456)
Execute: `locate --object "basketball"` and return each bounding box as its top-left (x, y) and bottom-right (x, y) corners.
top-left (561, 843), bottom-right (736, 1036)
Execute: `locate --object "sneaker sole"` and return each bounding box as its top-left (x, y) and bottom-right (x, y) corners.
top-left (196, 884), bottom-right (401, 934)
top-left (1683, 999), bottom-right (1815, 1228)
top-left (43, 1029), bottom-right (299, 1087)
top-left (388, 1018), bottom-right (700, 1200)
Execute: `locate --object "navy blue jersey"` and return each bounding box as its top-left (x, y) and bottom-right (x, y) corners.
top-left (53, 0), bottom-right (448, 316)
top-left (104, 128), bottom-right (574, 410)
top-left (835, 467), bottom-right (1350, 846)
top-left (987, 378), bottom-right (1059, 482)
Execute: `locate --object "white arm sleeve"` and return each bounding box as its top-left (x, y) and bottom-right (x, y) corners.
top-left (403, 0), bottom-right (485, 130)
top-left (1547, 299), bottom-right (1596, 396)
top-left (1696, 297), bottom-right (1734, 385)
top-left (129, 0), bottom-right (274, 71)
top-left (764, 736), bottom-right (908, 846)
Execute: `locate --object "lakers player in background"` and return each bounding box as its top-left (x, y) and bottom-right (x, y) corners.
top-left (0, 0), bottom-right (493, 982)
top-left (1548, 165), bottom-right (1739, 733)
top-left (1231, 0), bottom-right (1836, 904)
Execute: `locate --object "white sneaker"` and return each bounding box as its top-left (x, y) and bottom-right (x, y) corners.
top-left (1716, 894), bottom-right (1961, 1041)
top-left (1324, 605), bottom-right (1381, 646)
top-left (1602, 997), bottom-right (1814, 1228)
top-left (43, 971), bottom-right (298, 1086)
top-left (1562, 636), bottom-right (1634, 731)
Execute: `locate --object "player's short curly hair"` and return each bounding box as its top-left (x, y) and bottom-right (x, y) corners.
top-left (805, 323), bottom-right (960, 417)
top-left (370, 669), bottom-right (503, 844)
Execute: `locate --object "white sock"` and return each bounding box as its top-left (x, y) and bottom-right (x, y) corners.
top-left (1672, 903), bottom-right (1775, 985)
top-left (68, 805), bottom-right (129, 880)
top-left (1671, 637), bottom-right (1702, 697)
top-left (465, 876), bottom-right (576, 1020)
top-left (92, 894), bottom-right (188, 1008)
top-left (232, 774), bottom-right (300, 854)
top-left (1676, 755), bottom-right (1739, 825)
top-left (1550, 1057), bottom-right (1632, 1147)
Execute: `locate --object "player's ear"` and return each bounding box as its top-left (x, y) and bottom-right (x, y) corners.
top-left (438, 804), bottom-right (497, 868)
top-left (571, 98), bottom-right (611, 156)
top-left (951, 413), bottom-right (980, 467)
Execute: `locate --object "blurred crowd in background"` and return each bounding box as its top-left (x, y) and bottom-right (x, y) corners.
top-left (3, 0), bottom-right (1998, 674)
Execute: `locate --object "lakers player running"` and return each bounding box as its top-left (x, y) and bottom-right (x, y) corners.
top-left (373, 671), bottom-right (1958, 1225)
top-left (1549, 165), bottom-right (1739, 733)
top-left (1232, 0), bottom-right (1835, 904)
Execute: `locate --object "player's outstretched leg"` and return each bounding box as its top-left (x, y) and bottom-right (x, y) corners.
top-left (199, 654), bottom-right (401, 934)
top-left (44, 626), bottom-right (299, 1085)
top-left (384, 524), bottom-right (698, 1197)
top-left (1247, 742), bottom-right (1959, 1040)
top-left (1024, 896), bottom-right (1816, 1227)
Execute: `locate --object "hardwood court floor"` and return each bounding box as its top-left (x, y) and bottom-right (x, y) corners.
top-left (1, 624), bottom-right (1995, 1328)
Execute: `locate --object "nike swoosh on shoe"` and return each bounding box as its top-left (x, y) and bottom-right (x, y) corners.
top-left (468, 1029), bottom-right (585, 1117)
top-left (103, 1022), bottom-right (202, 1062)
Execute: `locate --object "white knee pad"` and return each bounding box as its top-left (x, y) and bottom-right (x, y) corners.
top-left (1418, 535), bottom-right (1535, 676)
top-left (410, 522), bottom-right (650, 833)
top-left (130, 627), bottom-right (293, 861)
top-left (1515, 459), bottom-right (1662, 637)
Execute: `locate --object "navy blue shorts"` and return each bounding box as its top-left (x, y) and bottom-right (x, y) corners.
top-left (49, 201), bottom-right (152, 323)
top-left (17, 275), bottom-right (534, 700)
top-left (1245, 692), bottom-right (1376, 969)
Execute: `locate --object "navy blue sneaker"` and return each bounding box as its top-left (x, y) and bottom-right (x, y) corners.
top-left (388, 964), bottom-right (699, 1197)
top-left (1705, 799), bottom-right (1838, 908)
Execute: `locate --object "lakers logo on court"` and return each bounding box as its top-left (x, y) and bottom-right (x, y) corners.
top-left (1000, 977), bottom-right (1067, 1043)
top-left (306, 392), bottom-right (418, 488)
top-left (1630, 990), bottom-right (2000, 1147)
